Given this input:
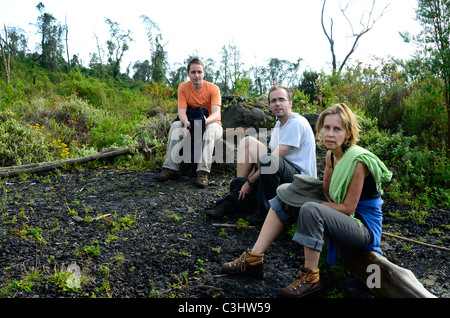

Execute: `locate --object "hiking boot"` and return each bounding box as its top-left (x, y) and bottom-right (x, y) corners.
top-left (195, 170), bottom-right (209, 188)
top-left (222, 249), bottom-right (264, 277)
top-left (207, 196), bottom-right (235, 218)
top-left (156, 168), bottom-right (178, 181)
top-left (280, 266), bottom-right (322, 298)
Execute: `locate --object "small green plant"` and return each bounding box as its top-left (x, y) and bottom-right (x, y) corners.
top-left (9, 279), bottom-right (35, 293)
top-left (98, 265), bottom-right (110, 276)
top-left (218, 228), bottom-right (227, 237)
top-left (11, 224), bottom-right (46, 245)
top-left (109, 212), bottom-right (136, 231)
top-left (83, 245), bottom-right (101, 257)
top-left (49, 270), bottom-right (79, 292)
top-left (401, 244), bottom-right (413, 253)
top-left (65, 199), bottom-right (77, 216)
top-left (171, 213), bottom-right (182, 222)
top-left (236, 218), bottom-right (250, 230)
top-left (194, 259), bottom-right (206, 275)
top-left (169, 270), bottom-right (190, 291)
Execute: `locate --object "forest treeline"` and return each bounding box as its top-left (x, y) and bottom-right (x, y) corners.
top-left (0, 1), bottom-right (448, 208)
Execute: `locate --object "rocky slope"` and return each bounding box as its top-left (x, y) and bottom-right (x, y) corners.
top-left (0, 162), bottom-right (448, 300)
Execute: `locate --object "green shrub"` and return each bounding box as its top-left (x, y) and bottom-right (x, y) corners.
top-left (58, 70), bottom-right (106, 107)
top-left (402, 76), bottom-right (447, 148)
top-left (0, 118), bottom-right (59, 166)
top-left (361, 127), bottom-right (449, 207)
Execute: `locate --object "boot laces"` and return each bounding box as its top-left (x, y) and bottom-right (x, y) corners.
top-left (289, 269), bottom-right (314, 290)
top-left (227, 250), bottom-right (262, 271)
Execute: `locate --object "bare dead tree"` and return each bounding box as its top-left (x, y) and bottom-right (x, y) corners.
top-left (321, 0), bottom-right (390, 74)
top-left (0, 24), bottom-right (11, 85)
top-left (93, 32), bottom-right (105, 78)
top-left (64, 15), bottom-right (71, 72)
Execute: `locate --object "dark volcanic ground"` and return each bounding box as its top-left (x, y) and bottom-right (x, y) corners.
top-left (0, 162), bottom-right (448, 302)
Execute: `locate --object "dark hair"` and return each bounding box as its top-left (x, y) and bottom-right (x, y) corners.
top-left (187, 57), bottom-right (205, 73)
top-left (267, 85), bottom-right (293, 104)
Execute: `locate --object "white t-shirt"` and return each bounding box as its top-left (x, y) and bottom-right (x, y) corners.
top-left (269, 112), bottom-right (317, 178)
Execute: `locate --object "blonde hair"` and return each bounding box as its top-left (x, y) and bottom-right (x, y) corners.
top-left (316, 103), bottom-right (361, 149)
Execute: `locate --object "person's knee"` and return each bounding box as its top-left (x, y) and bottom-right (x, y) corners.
top-left (204, 123), bottom-right (222, 141)
top-left (299, 202), bottom-right (322, 225)
top-left (237, 136), bottom-right (263, 164)
top-left (238, 136), bottom-right (258, 150)
top-left (168, 121), bottom-right (184, 140)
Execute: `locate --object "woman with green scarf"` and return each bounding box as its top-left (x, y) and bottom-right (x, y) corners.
top-left (221, 103), bottom-right (392, 298)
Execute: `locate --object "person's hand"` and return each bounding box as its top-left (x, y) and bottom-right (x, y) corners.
top-left (183, 120), bottom-right (190, 136)
top-left (238, 181), bottom-right (253, 201)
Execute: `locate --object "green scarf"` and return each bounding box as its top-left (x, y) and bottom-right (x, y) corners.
top-left (329, 145), bottom-right (392, 203)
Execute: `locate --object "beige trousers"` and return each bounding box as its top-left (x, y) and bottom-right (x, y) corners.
top-left (162, 121), bottom-right (223, 173)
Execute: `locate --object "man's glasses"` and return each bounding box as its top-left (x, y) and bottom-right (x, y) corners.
top-left (269, 98), bottom-right (289, 105)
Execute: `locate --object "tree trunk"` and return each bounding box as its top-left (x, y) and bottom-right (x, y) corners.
top-left (340, 246), bottom-right (437, 298)
top-left (0, 24), bottom-right (11, 85)
top-left (0, 140), bottom-right (154, 178)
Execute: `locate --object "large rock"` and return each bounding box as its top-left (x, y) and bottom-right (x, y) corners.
top-left (214, 96), bottom-right (319, 167)
top-left (220, 95), bottom-right (319, 132)
top-left (221, 100), bottom-right (274, 129)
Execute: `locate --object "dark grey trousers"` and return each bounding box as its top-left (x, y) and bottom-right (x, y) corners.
top-left (256, 153), bottom-right (300, 217)
top-left (292, 202), bottom-right (373, 252)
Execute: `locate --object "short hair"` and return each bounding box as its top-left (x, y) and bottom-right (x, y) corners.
top-left (316, 103), bottom-right (361, 149)
top-left (267, 85), bottom-right (293, 104)
top-left (187, 57), bottom-right (205, 73)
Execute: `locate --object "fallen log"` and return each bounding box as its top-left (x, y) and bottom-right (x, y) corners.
top-left (0, 139), bottom-right (155, 178)
top-left (340, 246), bottom-right (437, 298)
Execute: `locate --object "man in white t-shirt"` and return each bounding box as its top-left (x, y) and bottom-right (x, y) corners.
top-left (208, 85), bottom-right (317, 224)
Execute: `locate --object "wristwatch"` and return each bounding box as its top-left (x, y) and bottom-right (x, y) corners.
top-left (247, 179), bottom-right (254, 187)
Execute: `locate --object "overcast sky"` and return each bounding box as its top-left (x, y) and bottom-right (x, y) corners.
top-left (0, 0), bottom-right (422, 74)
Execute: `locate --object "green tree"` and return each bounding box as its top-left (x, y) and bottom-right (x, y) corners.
top-left (267, 57), bottom-right (302, 88)
top-left (0, 25), bottom-right (11, 85)
top-left (218, 44), bottom-right (232, 94)
top-left (132, 60), bottom-right (152, 83)
top-left (35, 2), bottom-right (64, 72)
top-left (151, 34), bottom-right (169, 83)
top-left (297, 70), bottom-right (319, 103)
top-left (405, 0), bottom-right (450, 156)
top-left (140, 15), bottom-right (160, 61)
top-left (104, 18), bottom-right (132, 79)
top-left (139, 15), bottom-right (168, 83)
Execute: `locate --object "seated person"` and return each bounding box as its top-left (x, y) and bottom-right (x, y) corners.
top-left (157, 58), bottom-right (222, 188)
top-left (208, 85), bottom-right (317, 225)
top-left (220, 103), bottom-right (392, 297)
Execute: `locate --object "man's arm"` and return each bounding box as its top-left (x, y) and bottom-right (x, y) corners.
top-left (239, 144), bottom-right (293, 201)
top-left (271, 144), bottom-right (294, 158)
top-left (205, 105), bottom-right (221, 125)
top-left (177, 108), bottom-right (190, 136)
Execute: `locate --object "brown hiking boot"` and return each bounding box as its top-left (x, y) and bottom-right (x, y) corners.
top-left (156, 168), bottom-right (178, 181)
top-left (280, 266), bottom-right (322, 298)
top-left (222, 249), bottom-right (264, 277)
top-left (195, 170), bottom-right (209, 188)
